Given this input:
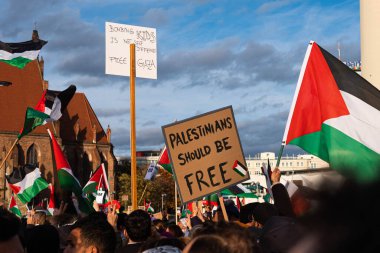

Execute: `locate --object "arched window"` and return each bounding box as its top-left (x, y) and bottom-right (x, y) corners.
top-left (82, 152), bottom-right (92, 185)
top-left (26, 144), bottom-right (38, 166)
top-left (11, 144), bottom-right (25, 167)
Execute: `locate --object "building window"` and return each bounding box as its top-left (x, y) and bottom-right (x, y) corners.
top-left (301, 162), bottom-right (303, 166)
top-left (26, 144), bottom-right (38, 166)
top-left (290, 162), bottom-right (292, 166)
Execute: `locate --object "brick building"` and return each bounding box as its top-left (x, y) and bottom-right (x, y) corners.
top-left (0, 31), bottom-right (116, 205)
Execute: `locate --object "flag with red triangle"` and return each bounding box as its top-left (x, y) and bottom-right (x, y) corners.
top-left (283, 41), bottom-right (380, 182)
top-left (8, 195), bottom-right (22, 218)
top-left (48, 129), bottom-right (94, 214)
top-left (47, 183), bottom-right (55, 216)
top-left (157, 146), bottom-right (172, 174)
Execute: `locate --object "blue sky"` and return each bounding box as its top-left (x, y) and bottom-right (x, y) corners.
top-left (0, 0), bottom-right (360, 157)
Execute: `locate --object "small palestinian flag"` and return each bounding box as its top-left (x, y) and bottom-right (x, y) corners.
top-left (145, 202), bottom-right (154, 213)
top-left (83, 163), bottom-right (110, 203)
top-left (6, 164), bottom-right (49, 204)
top-left (157, 146), bottom-right (172, 174)
top-left (17, 107), bottom-right (50, 139)
top-left (202, 193), bottom-right (219, 206)
top-left (8, 195), bottom-right (22, 218)
top-left (47, 184), bottom-right (55, 216)
top-left (0, 33), bottom-right (47, 69)
top-left (283, 41), bottom-right (380, 182)
top-left (34, 85), bottom-right (76, 123)
top-left (232, 160), bottom-right (247, 177)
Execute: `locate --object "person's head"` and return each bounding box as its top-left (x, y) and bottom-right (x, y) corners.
top-left (166, 224), bottom-right (184, 238)
top-left (64, 213), bottom-right (116, 253)
top-left (0, 209), bottom-right (24, 253)
top-left (32, 209), bottom-right (47, 225)
top-left (183, 234), bottom-right (231, 253)
top-left (26, 224), bottom-right (60, 253)
top-left (240, 202), bottom-right (278, 227)
top-left (191, 221), bottom-right (259, 253)
top-left (125, 209), bottom-right (151, 243)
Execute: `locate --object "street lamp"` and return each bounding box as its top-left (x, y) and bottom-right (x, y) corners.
top-left (161, 193), bottom-right (167, 211)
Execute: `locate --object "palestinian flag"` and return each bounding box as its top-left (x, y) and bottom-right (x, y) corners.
top-left (8, 195), bottom-right (22, 218)
top-left (0, 36), bottom-right (47, 69)
top-left (283, 41), bottom-right (380, 182)
top-left (157, 146), bottom-right (172, 173)
top-left (47, 184), bottom-right (55, 216)
top-left (6, 164), bottom-right (49, 204)
top-left (48, 129), bottom-right (94, 214)
top-left (34, 85), bottom-right (76, 123)
top-left (232, 160), bottom-right (248, 177)
top-left (18, 107), bottom-right (50, 139)
top-left (146, 203), bottom-right (154, 213)
top-left (83, 163), bottom-right (110, 202)
top-left (202, 194), bottom-right (219, 206)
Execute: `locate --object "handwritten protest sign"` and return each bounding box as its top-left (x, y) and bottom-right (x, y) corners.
top-left (162, 106), bottom-right (249, 203)
top-left (105, 22), bottom-right (157, 79)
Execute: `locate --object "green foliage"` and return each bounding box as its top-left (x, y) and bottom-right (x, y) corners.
top-left (116, 163), bottom-right (176, 212)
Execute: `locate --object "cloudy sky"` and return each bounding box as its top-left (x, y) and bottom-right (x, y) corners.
top-left (1, 0), bottom-right (360, 157)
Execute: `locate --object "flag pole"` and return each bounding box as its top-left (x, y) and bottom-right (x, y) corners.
top-left (0, 138), bottom-right (18, 172)
top-left (275, 143), bottom-right (285, 168)
top-left (138, 183), bottom-right (149, 205)
top-left (175, 183), bottom-right (178, 225)
top-left (130, 43), bottom-right (137, 211)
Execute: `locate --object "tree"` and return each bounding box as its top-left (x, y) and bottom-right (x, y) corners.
top-left (116, 164), bottom-right (176, 212)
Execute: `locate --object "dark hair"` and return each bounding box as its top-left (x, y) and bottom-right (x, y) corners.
top-left (71, 213), bottom-right (116, 253)
top-left (187, 234), bottom-right (231, 253)
top-left (125, 209), bottom-right (151, 242)
top-left (0, 209), bottom-right (21, 242)
top-left (26, 224), bottom-right (60, 253)
top-left (166, 224), bottom-right (184, 238)
top-left (191, 221), bottom-right (259, 253)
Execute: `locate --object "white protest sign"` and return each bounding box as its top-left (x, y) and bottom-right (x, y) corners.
top-left (96, 190), bottom-right (106, 204)
top-left (105, 22), bottom-right (157, 79)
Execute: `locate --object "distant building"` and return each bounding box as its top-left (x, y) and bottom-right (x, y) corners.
top-left (246, 152), bottom-right (330, 177)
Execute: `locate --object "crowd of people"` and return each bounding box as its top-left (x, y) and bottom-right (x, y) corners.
top-left (1, 168), bottom-right (379, 253)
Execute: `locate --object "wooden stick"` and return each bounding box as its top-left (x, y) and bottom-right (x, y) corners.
top-left (138, 183), bottom-right (149, 205)
top-left (217, 192), bottom-right (229, 222)
top-left (0, 138), bottom-right (18, 171)
top-left (130, 43), bottom-right (137, 211)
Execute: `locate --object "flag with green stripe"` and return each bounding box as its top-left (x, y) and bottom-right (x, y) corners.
top-left (0, 32), bottom-right (47, 69)
top-left (283, 41), bottom-right (380, 182)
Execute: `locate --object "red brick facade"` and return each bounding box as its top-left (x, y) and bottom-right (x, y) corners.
top-left (0, 40), bottom-right (116, 205)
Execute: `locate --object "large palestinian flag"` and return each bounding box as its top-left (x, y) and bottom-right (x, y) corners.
top-left (48, 129), bottom-right (94, 214)
top-left (6, 164), bottom-right (49, 203)
top-left (0, 37), bottom-right (47, 69)
top-left (283, 41), bottom-right (380, 182)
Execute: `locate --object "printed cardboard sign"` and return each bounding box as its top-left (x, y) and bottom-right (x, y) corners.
top-left (105, 22), bottom-right (157, 79)
top-left (162, 106), bottom-right (249, 203)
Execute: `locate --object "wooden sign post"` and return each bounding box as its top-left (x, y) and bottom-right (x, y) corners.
top-left (106, 22), bottom-right (157, 211)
